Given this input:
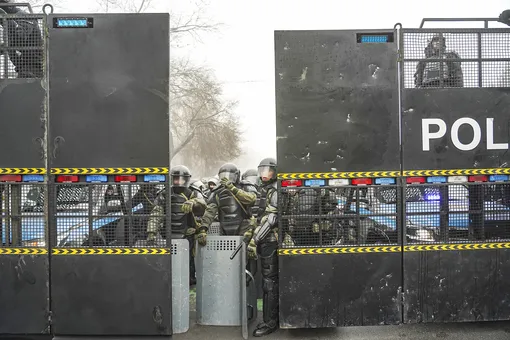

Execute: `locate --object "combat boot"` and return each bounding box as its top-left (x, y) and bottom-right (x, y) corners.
top-left (253, 320), bottom-right (278, 337)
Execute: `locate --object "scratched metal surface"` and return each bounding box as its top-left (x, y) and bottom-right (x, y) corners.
top-left (274, 30), bottom-right (400, 174)
top-left (0, 255), bottom-right (50, 334)
top-left (404, 249), bottom-right (510, 323)
top-left (0, 80), bottom-right (46, 168)
top-left (50, 255), bottom-right (172, 335)
top-left (278, 254), bottom-right (402, 328)
top-left (47, 14), bottom-right (169, 169)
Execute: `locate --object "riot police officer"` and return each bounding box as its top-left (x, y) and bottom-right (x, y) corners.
top-left (414, 34), bottom-right (464, 88)
top-left (146, 165), bottom-right (206, 285)
top-left (246, 158), bottom-right (279, 337)
top-left (0, 1), bottom-right (43, 78)
top-left (197, 163), bottom-right (258, 243)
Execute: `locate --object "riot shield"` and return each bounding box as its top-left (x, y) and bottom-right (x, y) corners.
top-left (275, 30), bottom-right (402, 328)
top-left (0, 10), bottom-right (48, 335)
top-left (401, 28), bottom-right (510, 323)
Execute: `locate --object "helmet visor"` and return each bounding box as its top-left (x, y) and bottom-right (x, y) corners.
top-left (219, 171), bottom-right (237, 182)
top-left (172, 176), bottom-right (188, 187)
top-left (258, 166), bottom-right (275, 182)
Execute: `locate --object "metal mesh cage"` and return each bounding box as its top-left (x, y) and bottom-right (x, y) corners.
top-left (404, 182), bottom-right (510, 244)
top-left (49, 183), bottom-right (170, 248)
top-left (279, 185), bottom-right (401, 248)
top-left (402, 29), bottom-right (510, 88)
top-left (0, 11), bottom-right (44, 79)
top-left (1, 183), bottom-right (46, 247)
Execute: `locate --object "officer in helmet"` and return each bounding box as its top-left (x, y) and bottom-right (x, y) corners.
top-left (197, 163), bottom-right (258, 243)
top-left (0, 1), bottom-right (43, 78)
top-left (205, 177), bottom-right (220, 195)
top-left (242, 169), bottom-right (260, 188)
top-left (414, 34), bottom-right (464, 88)
top-left (146, 165), bottom-right (206, 285)
top-left (245, 158), bottom-right (280, 337)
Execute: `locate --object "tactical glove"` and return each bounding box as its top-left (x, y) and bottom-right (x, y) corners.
top-left (220, 177), bottom-right (235, 191)
top-left (247, 239), bottom-right (258, 260)
top-left (147, 231), bottom-right (156, 246)
top-left (181, 199), bottom-right (195, 214)
top-left (196, 227), bottom-right (208, 246)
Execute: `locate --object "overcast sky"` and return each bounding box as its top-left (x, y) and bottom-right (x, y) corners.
top-left (19, 0), bottom-right (510, 173)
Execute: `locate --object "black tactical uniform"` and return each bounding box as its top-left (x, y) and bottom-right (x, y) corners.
top-left (414, 34), bottom-right (464, 88)
top-left (0, 1), bottom-right (43, 78)
top-left (247, 158), bottom-right (279, 337)
top-left (198, 163), bottom-right (258, 239)
top-left (147, 165), bottom-right (206, 285)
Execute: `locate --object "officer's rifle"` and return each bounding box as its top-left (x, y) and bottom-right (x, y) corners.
top-left (230, 213), bottom-right (277, 260)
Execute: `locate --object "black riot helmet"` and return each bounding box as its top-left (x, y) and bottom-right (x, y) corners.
top-left (258, 158), bottom-right (277, 184)
top-left (425, 34), bottom-right (446, 57)
top-left (170, 165), bottom-right (191, 194)
top-left (218, 163), bottom-right (241, 184)
top-left (242, 169), bottom-right (259, 186)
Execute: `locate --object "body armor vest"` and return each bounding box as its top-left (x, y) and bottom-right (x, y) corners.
top-left (170, 187), bottom-right (192, 236)
top-left (217, 186), bottom-right (249, 235)
top-left (423, 55), bottom-right (450, 86)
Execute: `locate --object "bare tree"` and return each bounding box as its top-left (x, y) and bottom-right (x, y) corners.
top-left (90, 0), bottom-right (241, 176)
top-left (95, 0), bottom-right (153, 13)
top-left (22, 0), bottom-right (63, 12)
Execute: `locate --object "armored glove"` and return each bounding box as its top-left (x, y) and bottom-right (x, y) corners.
top-left (185, 227), bottom-right (196, 237)
top-left (181, 199), bottom-right (195, 214)
top-left (220, 177), bottom-right (235, 191)
top-left (247, 239), bottom-right (258, 260)
top-left (195, 227), bottom-right (207, 246)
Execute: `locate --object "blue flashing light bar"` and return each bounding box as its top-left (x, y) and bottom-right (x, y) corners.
top-left (57, 19), bottom-right (88, 27)
top-left (22, 175), bottom-right (44, 182)
top-left (86, 175), bottom-right (108, 183)
top-left (361, 35), bottom-right (388, 43)
top-left (489, 175), bottom-right (509, 182)
top-left (144, 175), bottom-right (166, 182)
top-left (427, 176), bottom-right (447, 183)
top-left (304, 179), bottom-right (325, 187)
top-left (375, 178), bottom-right (396, 185)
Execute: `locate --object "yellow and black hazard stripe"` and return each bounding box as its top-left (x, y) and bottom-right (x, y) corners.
top-left (403, 168), bottom-right (510, 177)
top-left (404, 242), bottom-right (510, 252)
top-left (51, 167), bottom-right (168, 175)
top-left (278, 171), bottom-right (400, 180)
top-left (0, 168), bottom-right (46, 174)
top-left (278, 243), bottom-right (510, 256)
top-left (0, 248), bottom-right (48, 255)
top-left (278, 246), bottom-right (401, 256)
top-left (52, 248), bottom-right (170, 255)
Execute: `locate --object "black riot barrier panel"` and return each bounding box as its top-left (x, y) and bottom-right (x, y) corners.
top-left (47, 13), bottom-right (169, 170)
top-left (401, 28), bottom-right (510, 323)
top-left (0, 182), bottom-right (49, 334)
top-left (45, 13), bottom-right (171, 337)
top-left (49, 181), bottom-right (172, 336)
top-left (278, 182), bottom-right (403, 328)
top-left (0, 9), bottom-right (49, 336)
top-left (0, 12), bottom-right (45, 170)
top-left (275, 29), bottom-right (402, 328)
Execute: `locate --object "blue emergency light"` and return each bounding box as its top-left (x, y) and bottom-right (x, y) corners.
top-left (304, 179), bottom-right (325, 187)
top-left (54, 17), bottom-right (93, 29)
top-left (85, 175), bottom-right (108, 183)
top-left (22, 175), bottom-right (44, 182)
top-left (144, 175), bottom-right (166, 183)
top-left (426, 176), bottom-right (447, 183)
top-left (489, 175), bottom-right (509, 182)
top-left (361, 35), bottom-right (388, 43)
top-left (375, 178), bottom-right (396, 185)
